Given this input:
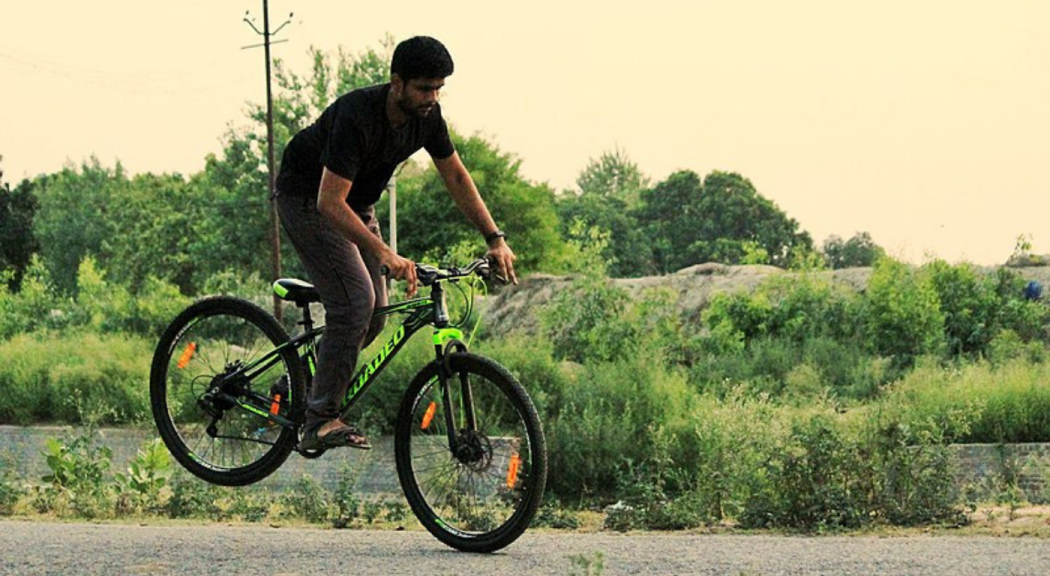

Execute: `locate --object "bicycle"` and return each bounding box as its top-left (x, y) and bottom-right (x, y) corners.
top-left (149, 258), bottom-right (547, 552)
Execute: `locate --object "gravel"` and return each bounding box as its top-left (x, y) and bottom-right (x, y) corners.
top-left (2, 520), bottom-right (1049, 576)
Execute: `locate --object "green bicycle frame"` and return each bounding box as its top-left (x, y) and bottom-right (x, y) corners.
top-left (232, 279), bottom-right (467, 435)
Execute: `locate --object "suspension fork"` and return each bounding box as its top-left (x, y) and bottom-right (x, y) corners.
top-left (435, 337), bottom-right (478, 446)
top-left (432, 284), bottom-right (478, 450)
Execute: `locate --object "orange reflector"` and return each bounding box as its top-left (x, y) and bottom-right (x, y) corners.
top-left (421, 402), bottom-right (437, 430)
top-left (176, 342), bottom-right (197, 369)
top-left (270, 394), bottom-right (281, 415)
top-left (507, 454), bottom-right (521, 489)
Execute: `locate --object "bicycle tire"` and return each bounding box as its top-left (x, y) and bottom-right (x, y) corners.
top-left (395, 352), bottom-right (547, 553)
top-left (150, 296), bottom-right (305, 486)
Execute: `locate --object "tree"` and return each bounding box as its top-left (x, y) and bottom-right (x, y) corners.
top-left (557, 149), bottom-right (654, 277)
top-left (822, 232), bottom-right (885, 269)
top-left (32, 159), bottom-right (126, 294)
top-left (640, 170), bottom-right (813, 273)
top-left (100, 172), bottom-right (205, 293)
top-left (379, 130), bottom-right (567, 272)
top-left (0, 163), bottom-right (40, 291)
top-left (575, 147), bottom-right (650, 208)
top-left (187, 39), bottom-right (397, 290)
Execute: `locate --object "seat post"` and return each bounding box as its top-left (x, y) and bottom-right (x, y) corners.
top-left (298, 302), bottom-right (314, 332)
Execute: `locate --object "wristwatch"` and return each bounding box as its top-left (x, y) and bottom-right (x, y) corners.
top-left (485, 230), bottom-right (507, 245)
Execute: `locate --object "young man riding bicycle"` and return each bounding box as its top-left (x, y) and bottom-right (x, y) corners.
top-left (273, 36), bottom-right (517, 451)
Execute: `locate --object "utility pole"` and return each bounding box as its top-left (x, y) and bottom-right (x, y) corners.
top-left (244, 2), bottom-right (292, 321)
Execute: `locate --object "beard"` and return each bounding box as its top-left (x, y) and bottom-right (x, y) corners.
top-left (397, 96), bottom-right (434, 118)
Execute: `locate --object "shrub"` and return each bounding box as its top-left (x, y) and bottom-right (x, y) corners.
top-left (740, 414), bottom-right (870, 530)
top-left (281, 475), bottom-right (330, 524)
top-left (544, 355), bottom-right (696, 500)
top-left (533, 497), bottom-right (582, 530)
top-left (923, 260), bottom-right (1000, 358)
top-left (0, 332), bottom-right (151, 425)
top-left (0, 256), bottom-right (191, 342)
top-left (863, 257), bottom-right (945, 364)
top-left (166, 473), bottom-right (220, 519)
top-left (883, 357), bottom-right (1050, 443)
top-left (330, 462), bottom-right (360, 528)
top-left (0, 454), bottom-right (23, 515)
top-left (37, 427), bottom-right (115, 519)
top-left (114, 439), bottom-right (173, 515)
top-left (865, 421), bottom-right (963, 525)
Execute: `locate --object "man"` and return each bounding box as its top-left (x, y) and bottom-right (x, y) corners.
top-left (274, 36), bottom-right (516, 450)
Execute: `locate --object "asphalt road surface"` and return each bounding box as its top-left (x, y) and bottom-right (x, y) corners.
top-left (2, 520), bottom-right (1048, 575)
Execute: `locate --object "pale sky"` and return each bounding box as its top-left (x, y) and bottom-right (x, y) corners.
top-left (2, 0), bottom-right (1048, 265)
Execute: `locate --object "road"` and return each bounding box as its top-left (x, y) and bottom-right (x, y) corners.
top-left (1, 520), bottom-right (1048, 575)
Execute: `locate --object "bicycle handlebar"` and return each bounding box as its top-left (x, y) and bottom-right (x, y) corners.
top-left (380, 258), bottom-right (506, 286)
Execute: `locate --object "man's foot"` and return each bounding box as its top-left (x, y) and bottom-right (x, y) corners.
top-left (299, 419), bottom-right (371, 451)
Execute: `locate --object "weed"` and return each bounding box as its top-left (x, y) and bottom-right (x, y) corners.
top-left (382, 498), bottom-right (408, 524)
top-left (0, 453), bottom-right (23, 515)
top-left (166, 473), bottom-right (218, 519)
top-left (534, 497), bottom-right (582, 530)
top-left (567, 552), bottom-right (605, 576)
top-left (330, 462), bottom-right (360, 529)
top-left (362, 499), bottom-right (383, 524)
top-left (282, 475), bottom-right (330, 525)
top-left (114, 438), bottom-right (172, 514)
top-left (38, 425), bottom-right (114, 519)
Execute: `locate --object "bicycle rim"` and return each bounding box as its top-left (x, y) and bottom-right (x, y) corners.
top-left (397, 354), bottom-right (545, 551)
top-left (154, 299), bottom-right (299, 483)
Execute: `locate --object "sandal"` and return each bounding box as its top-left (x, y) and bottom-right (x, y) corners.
top-left (299, 420), bottom-right (372, 451)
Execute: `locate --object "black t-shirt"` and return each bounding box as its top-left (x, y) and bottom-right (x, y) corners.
top-left (276, 83), bottom-right (455, 210)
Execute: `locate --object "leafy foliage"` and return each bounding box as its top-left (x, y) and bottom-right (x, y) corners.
top-left (863, 257), bottom-right (945, 363)
top-left (378, 130), bottom-right (568, 272)
top-left (822, 232), bottom-right (885, 269)
top-left (640, 170), bottom-right (813, 272)
top-left (0, 177), bottom-right (40, 290)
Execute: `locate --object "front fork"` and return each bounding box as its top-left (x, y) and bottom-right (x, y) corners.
top-left (434, 327), bottom-right (477, 452)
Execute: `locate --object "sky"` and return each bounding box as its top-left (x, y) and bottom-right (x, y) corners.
top-left (2, 0), bottom-right (1048, 266)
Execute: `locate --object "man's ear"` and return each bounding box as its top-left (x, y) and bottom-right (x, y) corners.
top-left (390, 73), bottom-right (404, 95)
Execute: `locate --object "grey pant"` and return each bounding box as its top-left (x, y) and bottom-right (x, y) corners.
top-left (275, 194), bottom-right (387, 427)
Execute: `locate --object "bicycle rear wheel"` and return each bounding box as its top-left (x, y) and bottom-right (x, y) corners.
top-left (395, 353), bottom-right (547, 553)
top-left (150, 296), bottom-right (305, 486)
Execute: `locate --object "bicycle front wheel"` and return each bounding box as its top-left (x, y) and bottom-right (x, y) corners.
top-left (395, 353), bottom-right (547, 553)
top-left (150, 296), bottom-right (305, 486)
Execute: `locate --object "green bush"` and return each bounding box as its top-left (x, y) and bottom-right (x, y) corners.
top-left (0, 454), bottom-right (23, 515)
top-left (544, 354), bottom-right (696, 500)
top-left (330, 462), bottom-right (361, 529)
top-left (114, 439), bottom-right (172, 515)
top-left (740, 413), bottom-right (870, 530)
top-left (884, 357), bottom-right (1050, 443)
top-left (923, 260), bottom-right (1000, 358)
top-left (865, 421), bottom-right (962, 526)
top-left (703, 273), bottom-right (861, 344)
top-left (474, 334), bottom-right (569, 420)
top-left (281, 475), bottom-right (330, 524)
top-left (863, 257), bottom-right (945, 364)
top-left (0, 331), bottom-right (150, 425)
top-left (166, 473), bottom-right (220, 519)
top-left (37, 427), bottom-right (115, 519)
top-left (0, 256), bottom-right (191, 342)
top-left (541, 276), bottom-right (636, 364)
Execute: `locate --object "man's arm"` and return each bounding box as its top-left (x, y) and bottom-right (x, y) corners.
top-left (316, 167), bottom-right (418, 296)
top-left (433, 152), bottom-right (518, 283)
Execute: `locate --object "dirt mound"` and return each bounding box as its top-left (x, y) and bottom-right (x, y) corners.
top-left (482, 264), bottom-right (1050, 336)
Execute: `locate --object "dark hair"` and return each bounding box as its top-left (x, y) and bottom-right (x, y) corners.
top-left (390, 36), bottom-right (454, 81)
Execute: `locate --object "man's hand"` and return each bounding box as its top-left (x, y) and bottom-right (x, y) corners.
top-left (485, 240), bottom-right (518, 284)
top-left (381, 249), bottom-right (418, 297)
